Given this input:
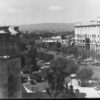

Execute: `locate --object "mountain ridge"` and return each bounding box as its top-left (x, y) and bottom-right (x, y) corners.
top-left (19, 23), bottom-right (75, 33)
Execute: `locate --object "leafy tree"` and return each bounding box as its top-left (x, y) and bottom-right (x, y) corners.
top-left (37, 52), bottom-right (54, 62)
top-left (27, 40), bottom-right (39, 73)
top-left (61, 45), bottom-right (79, 57)
top-left (43, 57), bottom-right (79, 98)
top-left (77, 68), bottom-right (93, 87)
top-left (20, 41), bottom-right (27, 51)
top-left (21, 56), bottom-right (26, 69)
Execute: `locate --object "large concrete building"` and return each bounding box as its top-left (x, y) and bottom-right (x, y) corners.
top-left (0, 26), bottom-right (22, 99)
top-left (75, 20), bottom-right (100, 53)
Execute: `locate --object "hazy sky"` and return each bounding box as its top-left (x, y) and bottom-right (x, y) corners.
top-left (1, 0), bottom-right (100, 25)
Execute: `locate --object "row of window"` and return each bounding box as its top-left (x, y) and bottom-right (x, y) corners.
top-left (75, 25), bottom-right (99, 28)
top-left (77, 39), bottom-right (100, 43)
top-left (76, 34), bottom-right (100, 38)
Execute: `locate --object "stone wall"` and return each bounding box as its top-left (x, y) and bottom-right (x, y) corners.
top-left (0, 57), bottom-right (22, 99)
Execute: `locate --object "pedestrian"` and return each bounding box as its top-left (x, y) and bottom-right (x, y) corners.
top-left (46, 88), bottom-right (51, 96)
top-left (69, 85), bottom-right (74, 95)
top-left (78, 80), bottom-right (81, 86)
top-left (65, 83), bottom-right (69, 93)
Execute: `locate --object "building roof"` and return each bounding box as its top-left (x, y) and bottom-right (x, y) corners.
top-left (75, 21), bottom-right (100, 27)
top-left (0, 26), bottom-right (10, 34)
top-left (0, 30), bottom-right (7, 34)
top-left (0, 26), bottom-right (20, 35)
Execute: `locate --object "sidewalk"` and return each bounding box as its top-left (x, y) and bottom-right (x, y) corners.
top-left (68, 79), bottom-right (100, 98)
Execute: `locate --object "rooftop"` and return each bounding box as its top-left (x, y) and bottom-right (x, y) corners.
top-left (75, 21), bottom-right (100, 27)
top-left (0, 26), bottom-right (19, 35)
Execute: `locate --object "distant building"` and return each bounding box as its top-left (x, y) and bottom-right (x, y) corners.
top-left (51, 36), bottom-right (61, 39)
top-left (42, 36), bottom-right (68, 45)
top-left (75, 20), bottom-right (100, 53)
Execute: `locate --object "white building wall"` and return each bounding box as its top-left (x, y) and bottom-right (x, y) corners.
top-left (74, 21), bottom-right (100, 53)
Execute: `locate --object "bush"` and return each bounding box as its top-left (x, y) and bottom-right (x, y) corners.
top-left (22, 76), bottom-right (28, 83)
top-left (30, 79), bottom-right (35, 85)
top-left (80, 81), bottom-right (92, 87)
top-left (92, 62), bottom-right (100, 66)
top-left (37, 52), bottom-right (54, 62)
top-left (43, 58), bottom-right (79, 97)
top-left (77, 68), bottom-right (94, 87)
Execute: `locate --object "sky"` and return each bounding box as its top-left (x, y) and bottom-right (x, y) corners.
top-left (1, 0), bottom-right (100, 25)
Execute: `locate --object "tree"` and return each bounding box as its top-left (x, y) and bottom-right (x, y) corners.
top-left (20, 34), bottom-right (28, 51)
top-left (77, 68), bottom-right (93, 87)
top-left (21, 56), bottom-right (26, 69)
top-left (37, 51), bottom-right (54, 62)
top-left (43, 57), bottom-right (79, 98)
top-left (27, 40), bottom-right (39, 73)
top-left (71, 45), bottom-right (79, 57)
top-left (77, 48), bottom-right (92, 59)
top-left (61, 45), bottom-right (79, 57)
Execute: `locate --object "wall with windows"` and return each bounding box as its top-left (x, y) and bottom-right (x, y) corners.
top-left (74, 21), bottom-right (100, 53)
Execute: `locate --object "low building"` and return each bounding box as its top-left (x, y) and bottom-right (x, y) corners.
top-left (42, 37), bottom-right (68, 46)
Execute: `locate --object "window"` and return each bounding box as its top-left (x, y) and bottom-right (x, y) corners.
top-left (77, 34), bottom-right (79, 37)
top-left (85, 34), bottom-right (87, 37)
top-left (80, 34), bottom-right (82, 38)
top-left (92, 40), bottom-right (96, 43)
top-left (92, 34), bottom-right (96, 37)
top-left (83, 34), bottom-right (85, 37)
top-left (77, 34), bottom-right (81, 38)
top-left (83, 40), bottom-right (85, 43)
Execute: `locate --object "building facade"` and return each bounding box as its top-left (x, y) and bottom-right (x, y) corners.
top-left (0, 26), bottom-right (22, 99)
top-left (75, 21), bottom-right (100, 53)
top-left (0, 26), bottom-right (21, 56)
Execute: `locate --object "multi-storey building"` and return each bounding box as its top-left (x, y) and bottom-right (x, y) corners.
top-left (0, 26), bottom-right (21, 56)
top-left (0, 26), bottom-right (22, 99)
top-left (75, 21), bottom-right (100, 53)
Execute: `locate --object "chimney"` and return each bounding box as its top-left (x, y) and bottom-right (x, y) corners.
top-left (14, 27), bottom-right (20, 33)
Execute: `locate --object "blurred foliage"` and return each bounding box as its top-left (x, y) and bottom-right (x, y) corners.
top-left (37, 52), bottom-right (54, 62)
top-left (42, 57), bottom-right (79, 97)
top-left (77, 68), bottom-right (93, 87)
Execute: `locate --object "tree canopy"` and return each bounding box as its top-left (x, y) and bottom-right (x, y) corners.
top-left (50, 58), bottom-right (79, 75)
top-left (43, 57), bottom-right (79, 97)
top-left (77, 68), bottom-right (93, 81)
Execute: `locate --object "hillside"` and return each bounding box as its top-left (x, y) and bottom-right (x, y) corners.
top-left (19, 23), bottom-right (74, 33)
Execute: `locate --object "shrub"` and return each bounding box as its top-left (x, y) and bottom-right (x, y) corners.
top-left (37, 52), bottom-right (54, 62)
top-left (77, 68), bottom-right (94, 87)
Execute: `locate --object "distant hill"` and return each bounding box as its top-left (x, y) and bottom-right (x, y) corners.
top-left (19, 23), bottom-right (74, 33)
